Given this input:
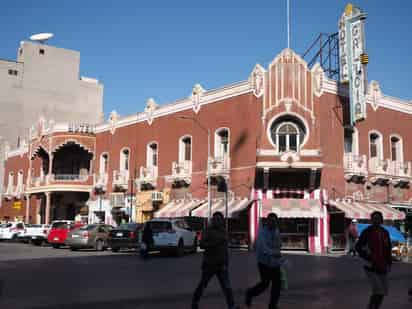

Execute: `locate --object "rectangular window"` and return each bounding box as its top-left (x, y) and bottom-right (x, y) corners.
top-left (370, 142), bottom-right (377, 158)
top-left (289, 135), bottom-right (297, 151)
top-left (279, 135), bottom-right (287, 152)
top-left (391, 143), bottom-right (397, 161)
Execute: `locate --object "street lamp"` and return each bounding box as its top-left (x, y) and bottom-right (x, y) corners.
top-left (177, 116), bottom-right (211, 220)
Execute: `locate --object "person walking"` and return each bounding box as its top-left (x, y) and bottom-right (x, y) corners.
top-left (141, 222), bottom-right (154, 259)
top-left (245, 213), bottom-right (284, 309)
top-left (356, 211), bottom-right (392, 309)
top-left (347, 219), bottom-right (359, 256)
top-left (191, 211), bottom-right (238, 309)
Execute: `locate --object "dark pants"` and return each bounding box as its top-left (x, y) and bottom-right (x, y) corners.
top-left (247, 263), bottom-right (281, 309)
top-left (192, 264), bottom-right (235, 308)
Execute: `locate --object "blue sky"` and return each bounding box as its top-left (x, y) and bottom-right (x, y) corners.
top-left (1, 1), bottom-right (411, 117)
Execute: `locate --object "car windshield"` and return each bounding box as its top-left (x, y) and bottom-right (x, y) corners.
top-left (79, 225), bottom-right (98, 231)
top-left (27, 224), bottom-right (42, 228)
top-left (147, 221), bottom-right (172, 232)
top-left (118, 223), bottom-right (139, 231)
top-left (51, 222), bottom-right (69, 229)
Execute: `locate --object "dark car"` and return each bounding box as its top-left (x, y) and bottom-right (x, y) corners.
top-left (66, 224), bottom-right (113, 251)
top-left (108, 223), bottom-right (143, 252)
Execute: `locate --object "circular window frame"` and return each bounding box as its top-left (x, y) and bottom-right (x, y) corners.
top-left (266, 112), bottom-right (310, 151)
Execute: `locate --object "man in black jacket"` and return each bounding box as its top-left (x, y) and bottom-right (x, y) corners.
top-left (356, 211), bottom-right (392, 309)
top-left (191, 211), bottom-right (238, 309)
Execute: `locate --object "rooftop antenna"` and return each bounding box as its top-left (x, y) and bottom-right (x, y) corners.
top-left (29, 33), bottom-right (54, 44)
top-left (287, 0), bottom-right (291, 48)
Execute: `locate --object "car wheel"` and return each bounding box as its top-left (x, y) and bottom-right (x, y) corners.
top-left (32, 240), bottom-right (44, 246)
top-left (95, 240), bottom-right (104, 251)
top-left (190, 238), bottom-right (198, 254)
top-left (175, 239), bottom-right (184, 257)
top-left (52, 244), bottom-right (61, 249)
top-left (112, 247), bottom-right (120, 253)
top-left (70, 247), bottom-right (78, 251)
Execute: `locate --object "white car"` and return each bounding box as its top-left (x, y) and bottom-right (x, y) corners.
top-left (145, 219), bottom-right (197, 256)
top-left (18, 224), bottom-right (50, 245)
top-left (0, 222), bottom-right (26, 241)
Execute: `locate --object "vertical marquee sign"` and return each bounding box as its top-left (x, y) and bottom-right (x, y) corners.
top-left (339, 3), bottom-right (369, 125)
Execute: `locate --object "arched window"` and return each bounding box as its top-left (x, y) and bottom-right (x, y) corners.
top-left (369, 132), bottom-right (382, 159)
top-left (390, 135), bottom-right (403, 162)
top-left (268, 114), bottom-right (307, 153)
top-left (276, 122), bottom-right (299, 152)
top-left (147, 142), bottom-right (158, 167)
top-left (8, 172), bottom-right (14, 188)
top-left (17, 170), bottom-right (23, 186)
top-left (179, 136), bottom-right (192, 162)
top-left (120, 148), bottom-right (130, 171)
top-left (100, 153), bottom-right (109, 174)
top-left (215, 128), bottom-right (230, 158)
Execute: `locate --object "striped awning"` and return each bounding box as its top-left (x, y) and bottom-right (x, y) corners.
top-left (261, 198), bottom-right (324, 218)
top-left (154, 199), bottom-right (204, 218)
top-left (328, 200), bottom-right (406, 220)
top-left (191, 198), bottom-right (251, 218)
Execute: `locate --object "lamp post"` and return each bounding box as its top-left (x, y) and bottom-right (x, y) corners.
top-left (178, 116), bottom-right (211, 220)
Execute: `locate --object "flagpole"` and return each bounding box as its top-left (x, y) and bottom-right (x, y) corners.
top-left (287, 0), bottom-right (291, 48)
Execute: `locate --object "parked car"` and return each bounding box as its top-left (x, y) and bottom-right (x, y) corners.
top-left (66, 224), bottom-right (113, 251)
top-left (18, 224), bottom-right (50, 245)
top-left (146, 218), bottom-right (198, 256)
top-left (47, 220), bottom-right (84, 248)
top-left (108, 223), bottom-right (143, 252)
top-left (0, 222), bottom-right (26, 241)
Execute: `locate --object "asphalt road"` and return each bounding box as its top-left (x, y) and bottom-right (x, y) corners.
top-left (0, 242), bottom-right (411, 309)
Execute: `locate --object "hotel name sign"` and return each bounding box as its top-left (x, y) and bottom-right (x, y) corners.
top-left (68, 123), bottom-right (96, 134)
top-left (339, 3), bottom-right (368, 124)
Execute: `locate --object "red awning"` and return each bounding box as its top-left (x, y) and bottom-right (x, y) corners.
top-left (328, 200), bottom-right (406, 220)
top-left (191, 198), bottom-right (251, 218)
top-left (154, 200), bottom-right (203, 218)
top-left (261, 199), bottom-right (324, 218)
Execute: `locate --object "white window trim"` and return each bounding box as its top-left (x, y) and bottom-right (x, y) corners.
top-left (99, 152), bottom-right (109, 174)
top-left (214, 127), bottom-right (230, 158)
top-left (368, 130), bottom-right (383, 160)
top-left (179, 135), bottom-right (192, 162)
top-left (389, 134), bottom-right (403, 162)
top-left (147, 141), bottom-right (158, 168)
top-left (120, 147), bottom-right (130, 172)
top-left (266, 112), bottom-right (310, 151)
top-left (8, 172), bottom-right (14, 188)
top-left (17, 170), bottom-right (23, 185)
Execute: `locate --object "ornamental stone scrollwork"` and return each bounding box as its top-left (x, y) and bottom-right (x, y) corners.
top-left (280, 151), bottom-right (300, 165)
top-left (108, 110), bottom-right (119, 135)
top-left (311, 63), bottom-right (325, 97)
top-left (249, 64), bottom-right (266, 98)
top-left (191, 84), bottom-right (205, 114)
top-left (145, 98), bottom-right (158, 125)
top-left (368, 80), bottom-right (382, 111)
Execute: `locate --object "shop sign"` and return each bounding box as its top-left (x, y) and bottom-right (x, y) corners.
top-left (338, 3), bottom-right (368, 124)
top-left (13, 201), bottom-right (22, 210)
top-left (68, 123), bottom-right (96, 134)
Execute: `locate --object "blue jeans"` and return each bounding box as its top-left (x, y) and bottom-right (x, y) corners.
top-left (192, 264), bottom-right (235, 308)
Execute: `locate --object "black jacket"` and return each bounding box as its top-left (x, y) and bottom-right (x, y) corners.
top-left (200, 224), bottom-right (228, 269)
top-left (142, 226), bottom-right (154, 245)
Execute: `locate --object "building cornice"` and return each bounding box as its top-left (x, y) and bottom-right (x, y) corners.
top-left (95, 80), bottom-right (252, 133)
top-left (322, 78), bottom-right (412, 115)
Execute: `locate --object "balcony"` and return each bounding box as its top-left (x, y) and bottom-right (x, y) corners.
top-left (94, 173), bottom-right (109, 193)
top-left (135, 166), bottom-right (158, 190)
top-left (166, 160), bottom-right (192, 185)
top-left (209, 156), bottom-right (231, 177)
top-left (113, 170), bottom-right (129, 191)
top-left (391, 161), bottom-right (412, 187)
top-left (343, 154), bottom-right (367, 182)
top-left (369, 158), bottom-right (392, 185)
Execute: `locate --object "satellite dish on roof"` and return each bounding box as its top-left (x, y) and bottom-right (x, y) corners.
top-left (29, 33), bottom-right (54, 44)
